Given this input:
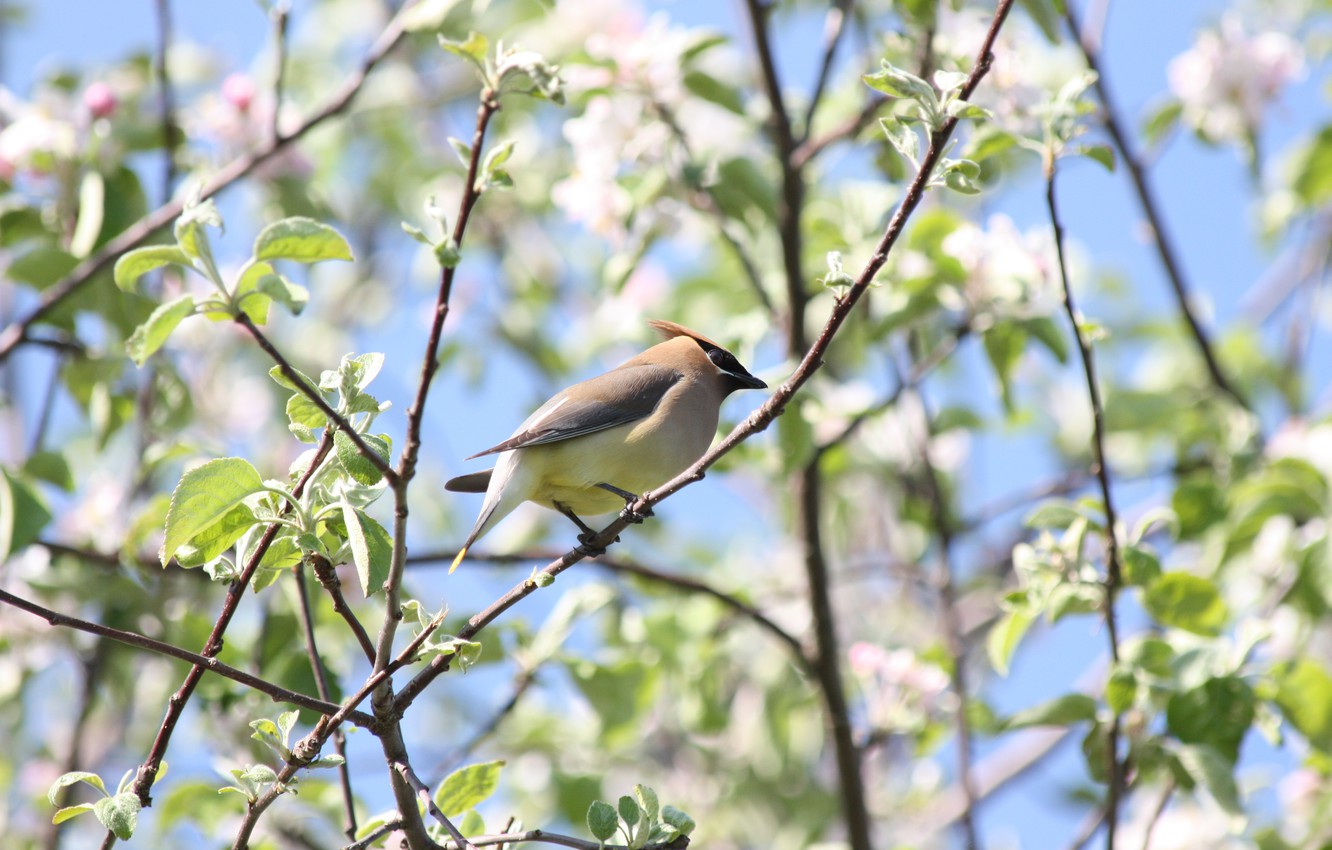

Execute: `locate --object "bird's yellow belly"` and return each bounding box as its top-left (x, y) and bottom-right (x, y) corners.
top-left (524, 417), bottom-right (712, 515)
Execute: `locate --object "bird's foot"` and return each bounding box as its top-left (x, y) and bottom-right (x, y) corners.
top-left (596, 482), bottom-right (654, 524)
top-left (576, 531), bottom-right (618, 558)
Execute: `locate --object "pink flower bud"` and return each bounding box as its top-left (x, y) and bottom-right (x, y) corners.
top-left (83, 82), bottom-right (117, 120)
top-left (222, 73), bottom-right (256, 112)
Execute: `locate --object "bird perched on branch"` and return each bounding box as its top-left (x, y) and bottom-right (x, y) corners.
top-left (446, 320), bottom-right (767, 571)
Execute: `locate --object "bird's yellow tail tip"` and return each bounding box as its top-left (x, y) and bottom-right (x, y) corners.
top-left (450, 547), bottom-right (468, 574)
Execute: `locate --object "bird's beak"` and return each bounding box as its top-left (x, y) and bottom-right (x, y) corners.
top-left (729, 369), bottom-right (767, 390)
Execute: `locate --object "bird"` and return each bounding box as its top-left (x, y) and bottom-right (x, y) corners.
top-left (446, 320), bottom-right (767, 572)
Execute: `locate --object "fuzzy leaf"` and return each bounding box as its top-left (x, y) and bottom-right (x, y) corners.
top-left (161, 458), bottom-right (264, 566)
top-left (253, 217), bottom-right (353, 264)
top-left (126, 294), bottom-right (196, 365)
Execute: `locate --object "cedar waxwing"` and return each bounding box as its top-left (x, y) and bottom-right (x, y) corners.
top-left (446, 320), bottom-right (766, 571)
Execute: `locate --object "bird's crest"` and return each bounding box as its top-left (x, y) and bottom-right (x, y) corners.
top-left (646, 319), bottom-right (725, 350)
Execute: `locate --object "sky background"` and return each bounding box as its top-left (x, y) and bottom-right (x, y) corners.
top-left (3, 0), bottom-right (1329, 848)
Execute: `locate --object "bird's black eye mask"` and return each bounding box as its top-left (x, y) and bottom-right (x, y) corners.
top-left (692, 338), bottom-right (766, 392)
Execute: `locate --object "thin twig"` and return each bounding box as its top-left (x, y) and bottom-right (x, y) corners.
top-left (270, 0), bottom-right (291, 145)
top-left (310, 553), bottom-right (378, 662)
top-left (908, 382), bottom-right (979, 850)
top-left (801, 0), bottom-right (856, 142)
top-left (153, 0), bottom-right (177, 197)
top-left (295, 567), bottom-right (360, 840)
top-left (1047, 157), bottom-right (1124, 849)
top-left (435, 832), bottom-right (688, 850)
top-left (792, 95), bottom-right (886, 170)
top-left (0, 0), bottom-right (419, 362)
top-left (0, 587), bottom-right (368, 724)
top-left (743, 0), bottom-right (808, 353)
top-left (1062, 2), bottom-right (1249, 412)
top-left (380, 90), bottom-right (500, 681)
top-left (396, 760), bottom-right (475, 849)
top-left (235, 312), bottom-right (399, 484)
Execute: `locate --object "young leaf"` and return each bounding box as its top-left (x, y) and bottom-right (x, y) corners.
top-left (253, 217), bottom-right (354, 264)
top-left (334, 430), bottom-right (391, 486)
top-left (114, 245), bottom-right (192, 292)
top-left (587, 800), bottom-right (619, 842)
top-left (660, 805), bottom-right (695, 836)
top-left (161, 458), bottom-right (265, 566)
top-left (1275, 659), bottom-right (1332, 753)
top-left (618, 795), bottom-right (640, 828)
top-left (434, 760), bottom-right (505, 817)
top-left (52, 803), bottom-right (97, 825)
top-left (633, 785), bottom-right (659, 823)
top-left (340, 496), bottom-right (393, 597)
top-left (93, 792), bottom-right (140, 840)
top-left (126, 294), bottom-right (196, 366)
top-left (48, 771), bottom-right (107, 805)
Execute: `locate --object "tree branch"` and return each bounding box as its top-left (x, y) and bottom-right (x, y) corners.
top-left (1047, 157), bottom-right (1125, 849)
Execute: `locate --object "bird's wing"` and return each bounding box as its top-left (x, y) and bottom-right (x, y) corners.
top-left (465, 364), bottom-right (683, 459)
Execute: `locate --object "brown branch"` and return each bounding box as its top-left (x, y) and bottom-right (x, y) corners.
top-left (437, 832), bottom-right (688, 850)
top-left (1047, 158), bottom-right (1124, 848)
top-left (0, 587), bottom-right (368, 725)
top-left (310, 553), bottom-right (377, 663)
top-left (269, 0), bottom-right (291, 145)
top-left (395, 760), bottom-right (473, 849)
top-left (0, 0), bottom-right (418, 362)
top-left (380, 90), bottom-right (500, 680)
top-left (1062, 3), bottom-right (1249, 413)
top-left (792, 95), bottom-right (887, 170)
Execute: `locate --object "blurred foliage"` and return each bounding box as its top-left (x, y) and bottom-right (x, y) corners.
top-left (2, 0), bottom-right (1332, 848)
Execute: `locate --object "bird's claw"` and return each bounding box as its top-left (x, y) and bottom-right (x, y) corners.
top-left (619, 503), bottom-right (653, 524)
top-left (576, 531), bottom-right (618, 557)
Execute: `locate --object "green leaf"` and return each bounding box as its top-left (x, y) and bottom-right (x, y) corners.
top-left (587, 800), bottom-right (619, 842)
top-left (660, 805), bottom-right (695, 836)
top-left (1293, 126), bottom-right (1332, 207)
top-left (1005, 693), bottom-right (1097, 730)
top-left (161, 458), bottom-right (265, 566)
top-left (340, 497), bottom-right (393, 597)
top-left (335, 430), bottom-right (391, 486)
top-left (126, 294), bottom-right (196, 365)
top-left (1122, 544), bottom-right (1162, 586)
top-left (52, 803), bottom-right (97, 825)
top-left (286, 392), bottom-right (326, 442)
top-left (48, 771), bottom-right (107, 805)
top-left (459, 809), bottom-right (485, 836)
top-left (23, 450), bottom-right (74, 491)
top-left (1142, 572), bottom-right (1228, 636)
top-left (982, 322), bottom-right (1026, 413)
top-left (434, 760), bottom-right (504, 818)
top-left (439, 31), bottom-right (489, 67)
top-left (1, 469), bottom-right (53, 561)
top-left (255, 273), bottom-right (309, 316)
top-left (1018, 0), bottom-right (1061, 41)
top-left (1022, 316), bottom-right (1069, 363)
top-left (987, 608), bottom-right (1035, 676)
top-left (1142, 99), bottom-right (1183, 147)
top-left (93, 792), bottom-right (140, 840)
top-left (1275, 659), bottom-right (1332, 753)
top-left (1106, 668), bottom-right (1138, 714)
top-left (174, 199), bottom-right (223, 262)
top-left (1173, 743), bottom-right (1242, 815)
top-left (1075, 143), bottom-right (1116, 172)
top-left (683, 69), bottom-right (746, 115)
top-left (253, 217), bottom-right (353, 264)
top-left (173, 501), bottom-right (258, 567)
top-left (1166, 676), bottom-right (1256, 763)
top-left (618, 795), bottom-right (640, 828)
top-left (633, 785), bottom-right (659, 822)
